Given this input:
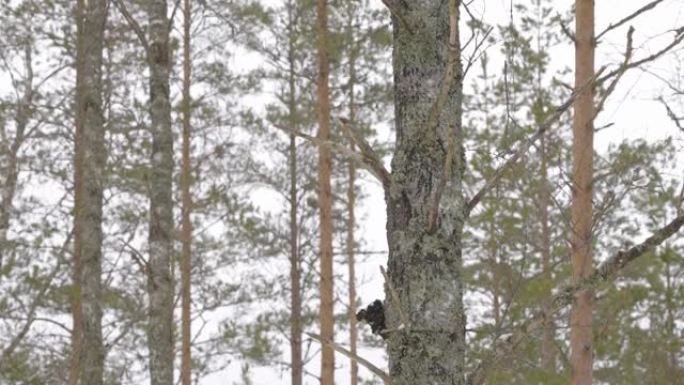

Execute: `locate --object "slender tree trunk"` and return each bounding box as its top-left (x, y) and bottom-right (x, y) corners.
top-left (70, 6), bottom-right (83, 375)
top-left (73, 0), bottom-right (107, 383)
top-left (146, 1), bottom-right (175, 384)
top-left (664, 254), bottom-right (677, 381)
top-left (180, 0), bottom-right (193, 383)
top-left (539, 134), bottom-right (556, 372)
top-left (386, 2), bottom-right (465, 384)
top-left (346, 43), bottom-right (358, 385)
top-left (316, 0), bottom-right (335, 383)
top-left (570, 1), bottom-right (594, 384)
top-left (287, 3), bottom-right (303, 383)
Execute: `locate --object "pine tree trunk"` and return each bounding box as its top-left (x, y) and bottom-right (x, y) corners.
top-left (146, 1), bottom-right (175, 384)
top-left (386, 2), bottom-right (465, 384)
top-left (180, 0), bottom-right (193, 383)
top-left (316, 0), bottom-right (335, 383)
top-left (570, 1), bottom-right (594, 384)
top-left (73, 0), bottom-right (107, 383)
top-left (346, 9), bottom-right (358, 385)
top-left (539, 134), bottom-right (556, 372)
top-left (287, 3), bottom-right (303, 382)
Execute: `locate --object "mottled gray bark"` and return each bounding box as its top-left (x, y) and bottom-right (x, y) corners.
top-left (385, 2), bottom-right (465, 385)
top-left (73, 0), bottom-right (107, 383)
top-left (146, 1), bottom-right (175, 384)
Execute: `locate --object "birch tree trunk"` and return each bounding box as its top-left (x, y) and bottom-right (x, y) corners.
top-left (146, 1), bottom-right (175, 384)
top-left (73, 0), bottom-right (107, 383)
top-left (570, 1), bottom-right (595, 384)
top-left (385, 2), bottom-right (465, 384)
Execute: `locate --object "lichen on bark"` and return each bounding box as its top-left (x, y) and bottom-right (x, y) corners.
top-left (385, 1), bottom-right (466, 384)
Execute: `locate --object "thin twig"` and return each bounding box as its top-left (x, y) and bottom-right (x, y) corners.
top-left (659, 97), bottom-right (684, 131)
top-left (121, 239), bottom-right (149, 275)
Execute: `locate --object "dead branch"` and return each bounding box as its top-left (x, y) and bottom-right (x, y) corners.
top-left (594, 27), bottom-right (634, 118)
top-left (596, 0), bottom-right (665, 41)
top-left (111, 0), bottom-right (150, 54)
top-left (659, 97), bottom-right (684, 131)
top-left (380, 0), bottom-right (413, 34)
top-left (306, 332), bottom-right (391, 385)
top-left (598, 27), bottom-right (684, 85)
top-left (274, 123), bottom-right (390, 189)
top-left (425, 0), bottom-right (461, 135)
top-left (337, 117), bottom-right (391, 190)
top-left (466, 212), bottom-right (684, 385)
top-left (425, 0), bottom-right (462, 232)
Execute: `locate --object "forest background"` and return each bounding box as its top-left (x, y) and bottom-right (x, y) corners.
top-left (0, 0), bottom-right (683, 384)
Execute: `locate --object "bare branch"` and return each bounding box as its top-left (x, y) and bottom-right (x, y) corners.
top-left (337, 117), bottom-right (391, 190)
top-left (380, 0), bottom-right (413, 34)
top-left (274, 123), bottom-right (391, 189)
top-left (466, 212), bottom-right (684, 385)
top-left (465, 66), bottom-right (607, 217)
top-left (559, 18), bottom-right (575, 43)
top-left (598, 27), bottom-right (684, 85)
top-left (306, 332), bottom-right (391, 385)
top-left (111, 0), bottom-right (150, 54)
top-left (592, 213), bottom-right (684, 281)
top-left (659, 97), bottom-right (684, 131)
top-left (596, 0), bottom-right (665, 41)
top-left (595, 27), bottom-right (634, 118)
top-left (168, 0), bottom-right (181, 32)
